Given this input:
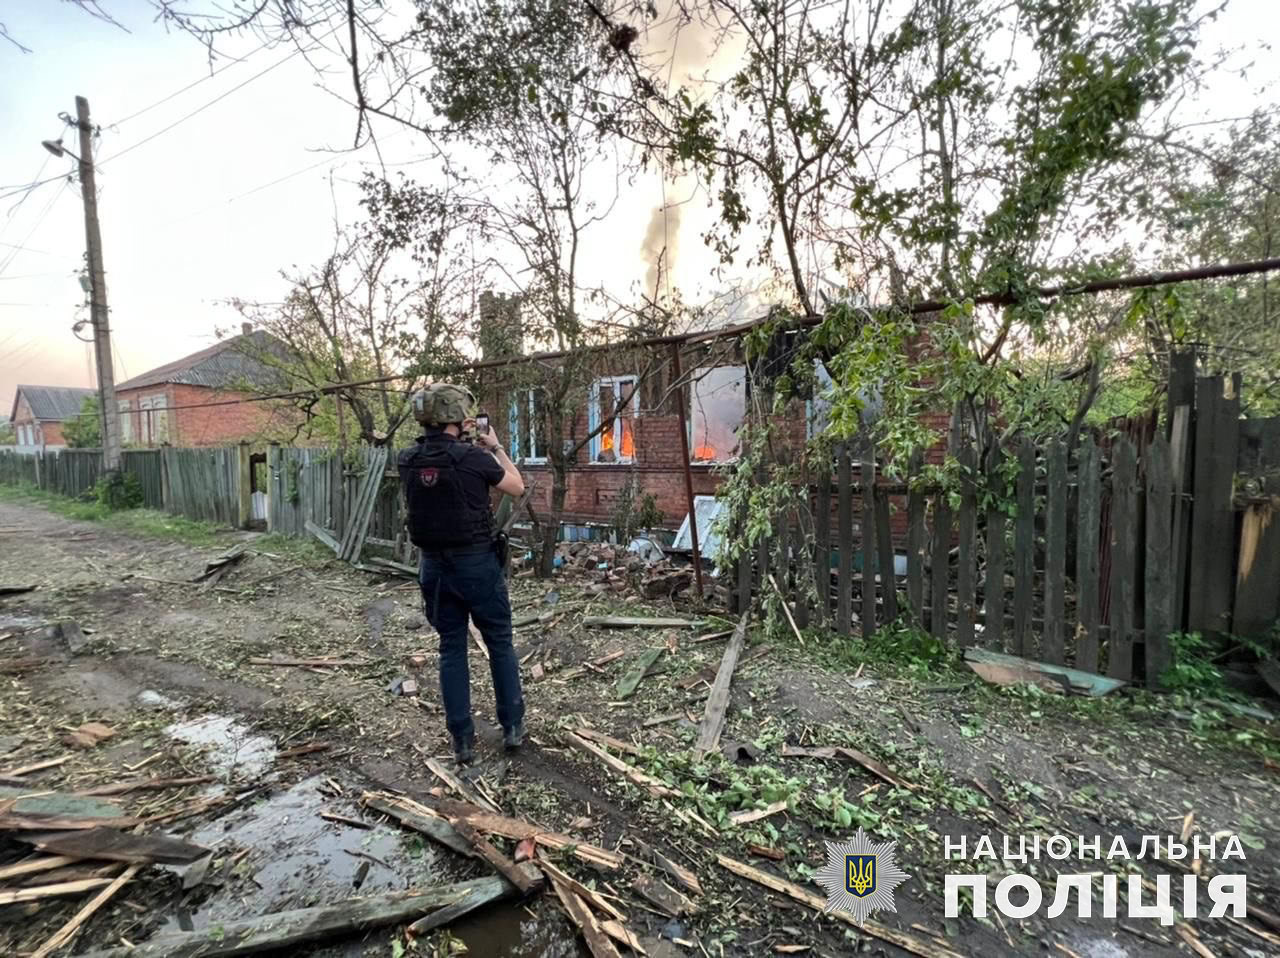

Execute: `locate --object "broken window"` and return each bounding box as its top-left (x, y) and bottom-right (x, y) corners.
top-left (689, 365), bottom-right (745, 463)
top-left (589, 376), bottom-right (637, 463)
top-left (507, 388), bottom-right (547, 462)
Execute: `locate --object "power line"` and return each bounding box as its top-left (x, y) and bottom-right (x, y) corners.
top-left (0, 182), bottom-right (70, 278)
top-left (0, 173), bottom-right (71, 205)
top-left (99, 24), bottom-right (343, 169)
top-left (110, 39), bottom-right (273, 128)
top-left (98, 51), bottom-right (304, 167)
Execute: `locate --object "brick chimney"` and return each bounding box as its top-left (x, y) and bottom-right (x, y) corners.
top-left (241, 322), bottom-right (253, 337)
top-left (478, 291), bottom-right (523, 359)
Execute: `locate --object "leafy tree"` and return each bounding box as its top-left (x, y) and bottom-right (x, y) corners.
top-left (230, 176), bottom-right (478, 446)
top-left (63, 395), bottom-right (101, 448)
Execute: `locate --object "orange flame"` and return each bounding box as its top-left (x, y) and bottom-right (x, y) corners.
top-left (602, 430), bottom-right (614, 452)
top-left (694, 445), bottom-right (716, 460)
top-left (620, 421), bottom-right (635, 457)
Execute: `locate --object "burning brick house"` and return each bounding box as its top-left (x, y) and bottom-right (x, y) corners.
top-left (470, 295), bottom-right (952, 547)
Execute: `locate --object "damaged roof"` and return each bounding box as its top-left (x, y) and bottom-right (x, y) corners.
top-left (115, 330), bottom-right (289, 393)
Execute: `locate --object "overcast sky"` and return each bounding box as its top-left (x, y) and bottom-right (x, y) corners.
top-left (0, 0), bottom-right (1273, 417)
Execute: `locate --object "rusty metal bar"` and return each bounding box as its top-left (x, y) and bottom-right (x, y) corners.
top-left (669, 343), bottom-right (704, 600)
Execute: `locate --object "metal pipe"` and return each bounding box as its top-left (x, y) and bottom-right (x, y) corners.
top-left (669, 343), bottom-right (704, 600)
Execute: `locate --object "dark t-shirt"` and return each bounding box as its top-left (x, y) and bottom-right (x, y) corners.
top-left (398, 433), bottom-right (504, 542)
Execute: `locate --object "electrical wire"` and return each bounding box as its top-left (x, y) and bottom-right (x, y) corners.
top-left (110, 38), bottom-right (273, 128)
top-left (0, 173), bottom-right (71, 205)
top-left (0, 182), bottom-right (70, 278)
top-left (98, 22), bottom-right (344, 169)
top-left (98, 51), bottom-right (306, 167)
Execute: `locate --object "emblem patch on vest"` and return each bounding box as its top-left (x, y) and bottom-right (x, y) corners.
top-left (419, 468), bottom-right (439, 487)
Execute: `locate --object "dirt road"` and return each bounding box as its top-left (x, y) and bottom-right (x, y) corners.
top-left (1, 499), bottom-right (1278, 956)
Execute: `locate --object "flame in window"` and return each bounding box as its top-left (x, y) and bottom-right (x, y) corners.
top-left (601, 429), bottom-right (614, 453)
top-left (619, 420), bottom-right (634, 457)
top-left (694, 444), bottom-right (715, 461)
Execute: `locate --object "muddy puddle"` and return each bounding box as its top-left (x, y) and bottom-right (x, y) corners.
top-left (154, 714), bottom-right (587, 956)
top-left (159, 775), bottom-right (453, 935)
top-left (166, 714), bottom-right (277, 785)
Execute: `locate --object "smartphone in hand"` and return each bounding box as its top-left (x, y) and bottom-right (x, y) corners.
top-left (476, 413), bottom-right (490, 435)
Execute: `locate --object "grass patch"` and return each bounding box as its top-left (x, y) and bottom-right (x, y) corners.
top-left (0, 481), bottom-right (226, 546)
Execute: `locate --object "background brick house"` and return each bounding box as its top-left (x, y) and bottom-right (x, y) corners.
top-left (114, 327), bottom-right (292, 447)
top-left (8, 385), bottom-right (96, 452)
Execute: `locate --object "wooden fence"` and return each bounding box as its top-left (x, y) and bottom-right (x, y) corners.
top-left (734, 372), bottom-right (1280, 686)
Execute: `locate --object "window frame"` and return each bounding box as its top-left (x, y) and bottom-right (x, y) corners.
top-left (688, 364), bottom-right (747, 464)
top-left (588, 375), bottom-right (638, 465)
top-left (507, 388), bottom-right (548, 465)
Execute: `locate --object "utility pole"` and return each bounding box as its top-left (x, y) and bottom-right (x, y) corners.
top-left (75, 96), bottom-right (121, 470)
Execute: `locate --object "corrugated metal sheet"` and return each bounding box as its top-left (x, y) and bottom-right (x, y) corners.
top-left (115, 331), bottom-right (288, 392)
top-left (13, 385), bottom-right (95, 422)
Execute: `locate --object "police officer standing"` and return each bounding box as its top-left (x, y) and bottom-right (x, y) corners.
top-left (399, 384), bottom-right (526, 765)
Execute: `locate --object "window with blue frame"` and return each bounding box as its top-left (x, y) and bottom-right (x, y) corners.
top-left (588, 376), bottom-right (637, 463)
top-left (507, 388), bottom-right (547, 463)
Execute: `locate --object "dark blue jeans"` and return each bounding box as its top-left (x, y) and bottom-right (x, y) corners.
top-left (419, 548), bottom-right (525, 747)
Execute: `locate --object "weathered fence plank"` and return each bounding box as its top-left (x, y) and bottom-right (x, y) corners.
top-left (1144, 436), bottom-right (1174, 685)
top-left (815, 452), bottom-right (832, 625)
top-left (860, 446), bottom-right (876, 638)
top-left (1043, 440), bottom-right (1067, 665)
top-left (874, 484), bottom-right (897, 626)
top-left (1107, 438), bottom-right (1138, 680)
top-left (984, 446), bottom-right (1007, 651)
top-left (906, 451), bottom-right (925, 627)
top-left (930, 494), bottom-right (952, 640)
top-left (1188, 375), bottom-right (1241, 636)
top-left (1076, 437), bottom-right (1101, 674)
top-left (955, 446), bottom-right (977, 648)
top-left (1013, 438), bottom-right (1036, 656)
top-left (837, 443), bottom-right (853, 637)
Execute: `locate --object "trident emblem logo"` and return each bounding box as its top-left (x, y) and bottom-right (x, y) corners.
top-left (846, 854), bottom-right (876, 897)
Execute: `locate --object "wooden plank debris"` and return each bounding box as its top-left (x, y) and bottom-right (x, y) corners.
top-left (452, 819), bottom-right (543, 897)
top-left (538, 858), bottom-right (627, 921)
top-left (0, 877), bottom-right (115, 906)
top-left (747, 843), bottom-right (784, 861)
top-left (468, 621), bottom-right (490, 661)
top-left (582, 616), bottom-right (702, 629)
top-left (318, 811), bottom-right (371, 830)
top-left (0, 855), bottom-right (80, 882)
top-left (30, 863), bottom-right (142, 958)
top-left (367, 791), bottom-right (623, 870)
top-left (276, 742), bottom-right (331, 759)
top-left (716, 855), bottom-right (966, 958)
top-left (617, 647), bottom-right (663, 698)
top-left (19, 826), bottom-right (209, 864)
top-left (78, 877), bottom-right (513, 958)
top-left (246, 657), bottom-right (371, 668)
top-left (573, 727), bottom-right (646, 758)
top-left (768, 573), bottom-right (805, 646)
top-left (426, 757), bottom-right (501, 814)
top-left (0, 585), bottom-right (37, 596)
top-left (564, 732), bottom-right (679, 798)
top-left (632, 874), bottom-right (697, 916)
top-left (305, 519), bottom-right (341, 554)
top-left (600, 920), bottom-right (647, 954)
top-left (362, 794), bottom-right (474, 859)
top-left (79, 776), bottom-right (214, 797)
top-left (0, 656), bottom-right (45, 673)
top-left (729, 800), bottom-right (789, 827)
top-left (551, 873), bottom-right (624, 958)
top-left (339, 446), bottom-right (389, 563)
top-left (779, 745), bottom-right (916, 791)
top-left (693, 609), bottom-right (750, 759)
top-left (0, 755), bottom-right (70, 778)
top-left (196, 546), bottom-right (247, 591)
top-left (405, 871), bottom-right (526, 938)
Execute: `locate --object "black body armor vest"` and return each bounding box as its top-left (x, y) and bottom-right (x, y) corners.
top-left (399, 437), bottom-right (493, 549)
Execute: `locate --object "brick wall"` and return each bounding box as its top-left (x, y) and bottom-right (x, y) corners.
top-left (115, 384), bottom-right (295, 447)
top-left (42, 422), bottom-right (68, 446)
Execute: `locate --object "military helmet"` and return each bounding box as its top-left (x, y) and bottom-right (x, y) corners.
top-left (412, 383), bottom-right (477, 427)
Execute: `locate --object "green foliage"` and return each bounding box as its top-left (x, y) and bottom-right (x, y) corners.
top-left (94, 471), bottom-right (143, 511)
top-left (0, 482), bottom-right (224, 545)
top-left (609, 473), bottom-right (664, 542)
top-left (63, 395), bottom-right (101, 448)
top-left (1160, 631), bottom-right (1224, 693)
